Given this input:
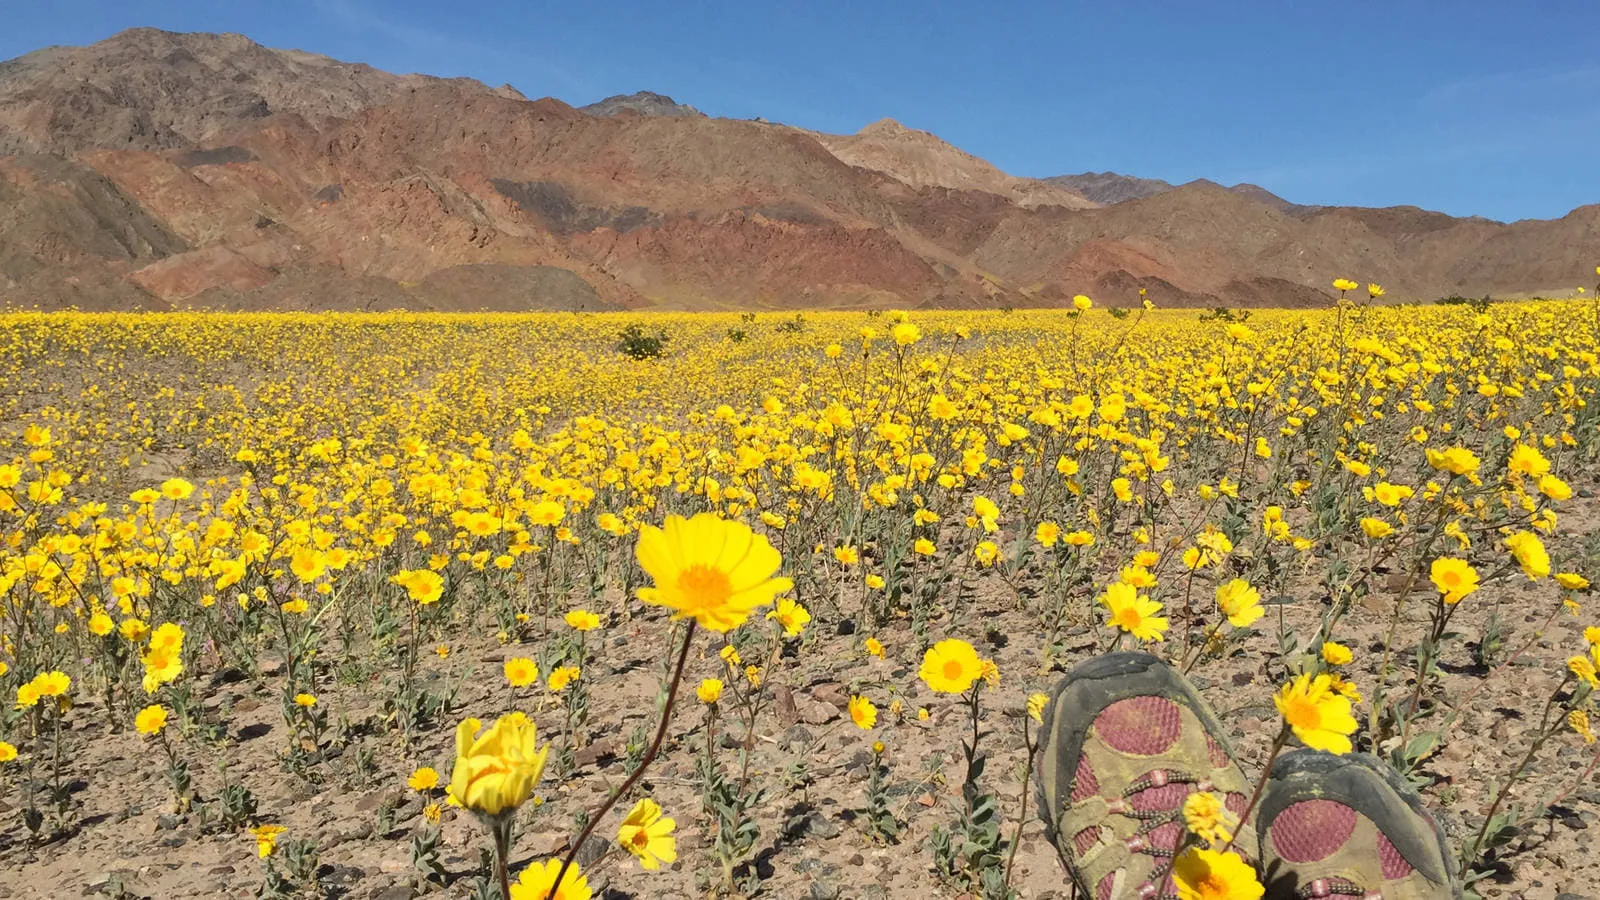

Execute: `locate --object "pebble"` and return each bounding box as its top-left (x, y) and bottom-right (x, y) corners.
top-left (800, 699), bottom-right (839, 725)
top-left (809, 880), bottom-right (841, 899)
top-left (781, 724), bottom-right (815, 751)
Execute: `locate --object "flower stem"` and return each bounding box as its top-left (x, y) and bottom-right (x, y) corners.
top-left (547, 620), bottom-right (697, 898)
top-left (1002, 720), bottom-right (1037, 890)
top-left (494, 816), bottom-right (513, 900)
top-left (1220, 723), bottom-right (1289, 856)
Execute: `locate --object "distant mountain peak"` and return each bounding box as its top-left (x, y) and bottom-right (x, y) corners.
top-left (811, 119), bottom-right (1096, 210)
top-left (1048, 171), bottom-right (1299, 210)
top-left (859, 117), bottom-right (912, 136)
top-left (580, 91), bottom-right (704, 118)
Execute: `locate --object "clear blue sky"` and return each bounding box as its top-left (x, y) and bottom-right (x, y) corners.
top-left (4, 0), bottom-right (1598, 222)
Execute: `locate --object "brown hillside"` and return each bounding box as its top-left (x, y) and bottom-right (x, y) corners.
top-left (0, 29), bottom-right (1594, 311)
top-left (812, 119), bottom-right (1097, 211)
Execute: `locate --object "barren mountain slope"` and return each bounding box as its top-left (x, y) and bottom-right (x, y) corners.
top-left (0, 28), bottom-right (512, 155)
top-left (813, 118), bottom-right (1096, 210)
top-left (0, 28), bottom-right (1593, 311)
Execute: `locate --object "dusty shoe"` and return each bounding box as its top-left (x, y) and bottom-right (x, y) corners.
top-left (1257, 751), bottom-right (1458, 899)
top-left (1036, 652), bottom-right (1256, 900)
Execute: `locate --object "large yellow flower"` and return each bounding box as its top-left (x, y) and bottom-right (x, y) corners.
top-left (141, 648), bottom-right (183, 694)
top-left (1507, 443), bottom-right (1550, 478)
top-left (564, 609), bottom-right (600, 631)
top-left (919, 639), bottom-right (983, 694)
top-left (393, 569), bottom-right (445, 604)
top-left (766, 598), bottom-right (811, 636)
top-left (446, 712), bottom-right (549, 818)
top-left (849, 695), bottom-right (877, 730)
top-left (1274, 673), bottom-right (1358, 754)
top-left (616, 798), bottom-right (677, 871)
top-left (1181, 792), bottom-right (1236, 844)
top-left (1215, 579), bottom-right (1263, 628)
top-left (251, 824), bottom-right (286, 858)
top-left (1429, 558), bottom-right (1479, 604)
top-left (1101, 582), bottom-right (1168, 642)
top-left (135, 704), bottom-right (168, 737)
top-left (1171, 847), bottom-right (1264, 900)
top-left (503, 657), bottom-right (539, 688)
top-left (697, 678), bottom-right (724, 704)
top-left (32, 670), bottom-right (71, 698)
top-left (1504, 531), bottom-right (1550, 580)
top-left (1426, 446), bottom-right (1480, 476)
top-left (509, 859), bottom-right (590, 900)
top-left (635, 513), bottom-right (791, 632)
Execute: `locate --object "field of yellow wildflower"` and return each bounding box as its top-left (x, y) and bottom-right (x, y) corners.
top-left (1, 296), bottom-right (1599, 899)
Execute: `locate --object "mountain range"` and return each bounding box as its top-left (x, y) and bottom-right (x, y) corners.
top-left (1, 28), bottom-right (1595, 312)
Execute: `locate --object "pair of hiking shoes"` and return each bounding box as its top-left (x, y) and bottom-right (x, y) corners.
top-left (1036, 653), bottom-right (1460, 899)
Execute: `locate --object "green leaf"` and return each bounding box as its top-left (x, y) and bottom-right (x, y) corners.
top-left (1404, 730), bottom-right (1442, 763)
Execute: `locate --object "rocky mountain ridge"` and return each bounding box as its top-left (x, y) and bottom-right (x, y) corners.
top-left (1, 28), bottom-right (1593, 311)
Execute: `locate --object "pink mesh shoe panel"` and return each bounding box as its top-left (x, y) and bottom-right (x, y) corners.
top-left (1094, 696), bottom-right (1182, 754)
top-left (1270, 799), bottom-right (1358, 863)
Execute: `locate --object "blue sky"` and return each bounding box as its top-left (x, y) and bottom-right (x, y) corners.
top-left (4, 1), bottom-right (1598, 221)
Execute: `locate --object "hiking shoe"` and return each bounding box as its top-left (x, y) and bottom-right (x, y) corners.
top-left (1036, 652), bottom-right (1257, 900)
top-left (1257, 751), bottom-right (1458, 899)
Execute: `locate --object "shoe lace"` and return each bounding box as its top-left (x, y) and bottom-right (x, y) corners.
top-left (1295, 878), bottom-right (1376, 899)
top-left (1102, 768), bottom-right (1213, 900)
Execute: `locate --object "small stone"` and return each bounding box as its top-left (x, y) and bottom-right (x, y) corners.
top-left (810, 683), bottom-right (849, 709)
top-left (326, 865), bottom-right (365, 885)
top-left (805, 812), bottom-right (841, 839)
top-left (800, 699), bottom-right (839, 725)
top-left (773, 686), bottom-right (800, 729)
top-left (522, 831), bottom-right (568, 857)
top-left (781, 724), bottom-right (814, 751)
top-left (809, 880), bottom-right (841, 900)
top-left (573, 738), bottom-right (618, 768)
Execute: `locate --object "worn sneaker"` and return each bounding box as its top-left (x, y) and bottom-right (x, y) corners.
top-left (1036, 652), bottom-right (1257, 900)
top-left (1257, 751), bottom-right (1458, 899)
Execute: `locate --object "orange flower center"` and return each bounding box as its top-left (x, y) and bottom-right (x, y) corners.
top-left (629, 829), bottom-right (650, 850)
top-left (1114, 608), bottom-right (1141, 630)
top-left (943, 659), bottom-right (965, 681)
top-left (1192, 872), bottom-right (1229, 900)
top-left (1281, 694), bottom-right (1321, 730)
top-left (677, 564), bottom-right (733, 607)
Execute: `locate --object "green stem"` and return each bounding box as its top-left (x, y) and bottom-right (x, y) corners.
top-left (1221, 723), bottom-right (1290, 856)
top-left (546, 620), bottom-right (697, 898)
top-left (492, 816), bottom-right (513, 900)
top-left (1001, 722), bottom-right (1036, 890)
